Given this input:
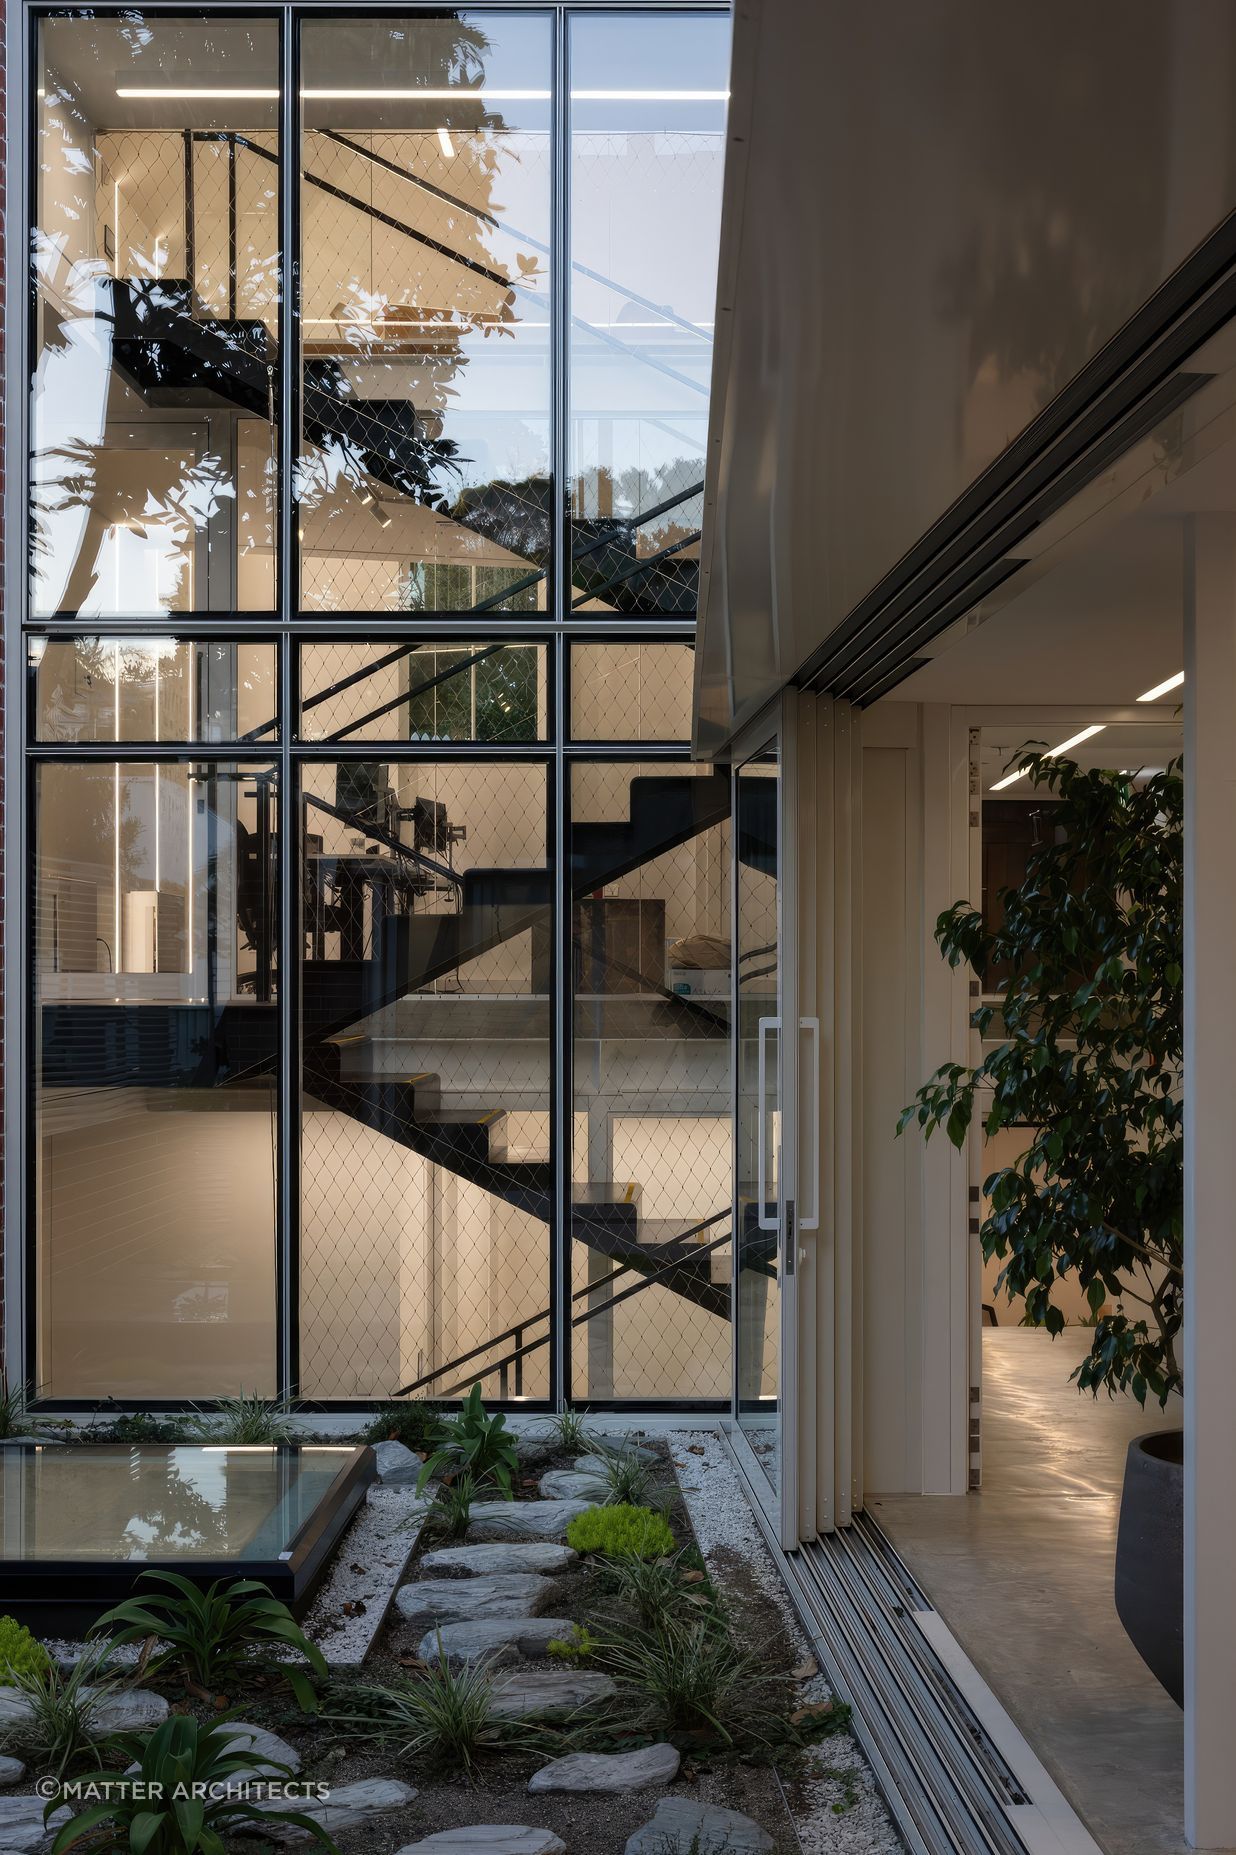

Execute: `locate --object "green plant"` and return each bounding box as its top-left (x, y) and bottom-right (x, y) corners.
top-left (47, 1714), bottom-right (338, 1853)
top-left (97, 1411), bottom-right (192, 1446)
top-left (421, 1470), bottom-right (479, 1542)
top-left (324, 1644), bottom-right (499, 1775)
top-left (0, 1649), bottom-right (126, 1779)
top-left (91, 1572), bottom-right (326, 1710)
top-left (900, 752), bottom-right (1183, 1405)
top-left (547, 1624), bottom-right (597, 1663)
top-left (363, 1400), bottom-right (443, 1454)
top-left (597, 1618), bottom-right (756, 1743)
top-left (0, 1615), bottom-right (52, 1682)
top-left (607, 1551), bottom-right (716, 1628)
top-left (566, 1504), bottom-right (676, 1560)
top-left (593, 1448), bottom-right (657, 1509)
top-left (0, 1372), bottom-right (41, 1439)
top-left (540, 1406), bottom-right (591, 1454)
top-left (415, 1383), bottom-right (519, 1497)
top-left (188, 1392), bottom-right (298, 1446)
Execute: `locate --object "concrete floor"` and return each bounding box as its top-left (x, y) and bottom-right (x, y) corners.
top-left (871, 1328), bottom-right (1184, 1855)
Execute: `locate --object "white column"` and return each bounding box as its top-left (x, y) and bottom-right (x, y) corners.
top-left (1183, 515), bottom-right (1236, 1847)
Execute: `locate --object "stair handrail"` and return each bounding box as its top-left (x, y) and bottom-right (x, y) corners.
top-left (393, 1212), bottom-right (732, 1397)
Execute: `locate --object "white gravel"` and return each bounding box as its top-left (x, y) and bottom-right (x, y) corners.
top-left (666, 1429), bottom-right (902, 1855)
top-left (302, 1484), bottom-right (430, 1665)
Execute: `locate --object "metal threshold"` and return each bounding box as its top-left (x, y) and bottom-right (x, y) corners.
top-left (719, 1430), bottom-right (1104, 1855)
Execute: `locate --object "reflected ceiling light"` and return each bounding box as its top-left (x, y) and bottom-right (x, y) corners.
top-left (990, 723), bottom-right (1107, 792)
top-left (1137, 670), bottom-right (1184, 702)
top-left (437, 126), bottom-right (455, 158)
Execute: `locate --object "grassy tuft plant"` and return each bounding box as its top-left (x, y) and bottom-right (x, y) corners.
top-left (325, 1644), bottom-right (500, 1775)
top-left (47, 1714), bottom-right (338, 1854)
top-left (0, 1615), bottom-right (53, 1682)
top-left (607, 1550), bottom-right (716, 1629)
top-left (0, 1648), bottom-right (126, 1779)
top-left (415, 1384), bottom-right (519, 1498)
top-left (92, 1571), bottom-right (326, 1710)
top-left (540, 1406), bottom-right (592, 1454)
top-left (189, 1392), bottom-right (299, 1446)
top-left (597, 1618), bottom-right (756, 1743)
top-left (0, 1372), bottom-right (43, 1440)
top-left (421, 1470), bottom-right (479, 1542)
top-left (593, 1448), bottom-right (657, 1509)
top-left (567, 1504), bottom-right (675, 1561)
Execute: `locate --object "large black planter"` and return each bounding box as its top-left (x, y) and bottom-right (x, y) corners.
top-left (1114, 1429), bottom-right (1183, 1707)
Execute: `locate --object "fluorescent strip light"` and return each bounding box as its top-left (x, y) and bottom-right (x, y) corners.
top-left (116, 86), bottom-right (727, 102)
top-left (436, 125), bottom-right (455, 158)
top-left (1137, 670), bottom-right (1184, 702)
top-left (990, 723), bottom-right (1108, 791)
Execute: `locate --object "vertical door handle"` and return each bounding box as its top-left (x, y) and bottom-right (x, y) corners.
top-left (799, 1016), bottom-right (820, 1230)
top-left (757, 1015), bottom-right (779, 1232)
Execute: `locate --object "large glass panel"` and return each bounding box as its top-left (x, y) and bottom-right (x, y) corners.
top-left (30, 638), bottom-right (277, 743)
top-left (33, 760), bottom-right (278, 1398)
top-left (571, 641), bottom-right (695, 740)
top-left (298, 16), bottom-right (553, 614)
top-left (299, 758), bottom-right (551, 1400)
top-left (32, 19), bottom-right (279, 617)
top-left (569, 760), bottom-right (731, 1400)
top-left (734, 749), bottom-right (780, 1478)
top-left (568, 13), bottom-right (728, 616)
top-left (299, 641), bottom-right (547, 743)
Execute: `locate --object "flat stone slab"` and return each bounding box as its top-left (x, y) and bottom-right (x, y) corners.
top-left (489, 1670), bottom-right (618, 1721)
top-left (0, 1685), bottom-right (167, 1738)
top-left (420, 1542), bottom-right (578, 1578)
top-left (0, 1794), bottom-right (70, 1851)
top-left (397, 1832), bottom-right (566, 1855)
top-left (0, 1755), bottom-right (25, 1787)
top-left (538, 1470), bottom-right (607, 1502)
top-left (244, 1778), bottom-right (416, 1845)
top-left (530, 1744), bottom-right (680, 1794)
top-left (395, 1575), bottom-right (549, 1634)
top-left (217, 1721), bottom-right (302, 1778)
top-left (626, 1799), bottom-right (774, 1854)
top-left (373, 1440), bottom-right (422, 1485)
top-left (468, 1500), bottom-right (589, 1543)
top-left (575, 1443), bottom-right (656, 1467)
top-left (419, 1616), bottom-right (575, 1666)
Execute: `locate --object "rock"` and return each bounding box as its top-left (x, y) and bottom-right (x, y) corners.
top-left (397, 1832), bottom-right (565, 1855)
top-left (625, 1799), bottom-right (774, 1854)
top-left (373, 1440), bottom-right (422, 1485)
top-left (420, 1542), bottom-right (578, 1578)
top-left (0, 1436), bottom-right (62, 1447)
top-left (395, 1576), bottom-right (549, 1634)
top-left (0, 1757), bottom-right (25, 1787)
top-left (419, 1616), bottom-right (575, 1666)
top-left (245, 1778), bottom-right (416, 1844)
top-left (468, 1500), bottom-right (589, 1543)
top-left (538, 1470), bottom-right (607, 1502)
top-left (0, 1692), bottom-right (32, 1731)
top-left (0, 1795), bottom-right (70, 1852)
top-left (576, 1441), bottom-right (656, 1466)
top-left (529, 1743), bottom-right (680, 1794)
top-left (489, 1670), bottom-right (618, 1720)
top-left (216, 1721), bottom-right (301, 1777)
top-left (81, 1687), bottom-right (169, 1736)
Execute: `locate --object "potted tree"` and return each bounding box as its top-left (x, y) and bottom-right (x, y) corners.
top-left (900, 750), bottom-right (1184, 1702)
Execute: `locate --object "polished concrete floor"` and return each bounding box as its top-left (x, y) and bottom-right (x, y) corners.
top-left (871, 1329), bottom-right (1184, 1855)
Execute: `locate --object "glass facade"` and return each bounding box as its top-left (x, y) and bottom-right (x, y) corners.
top-left (22, 5), bottom-right (729, 1406)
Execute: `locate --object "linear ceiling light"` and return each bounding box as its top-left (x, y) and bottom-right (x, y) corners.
top-left (116, 86), bottom-right (728, 102)
top-left (990, 723), bottom-right (1107, 792)
top-left (1137, 670), bottom-right (1184, 702)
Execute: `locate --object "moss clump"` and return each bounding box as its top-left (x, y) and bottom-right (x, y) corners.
top-left (566, 1503), bottom-right (676, 1560)
top-left (0, 1617), bottom-right (51, 1682)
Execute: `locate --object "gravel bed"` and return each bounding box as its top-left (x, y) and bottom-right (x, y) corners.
top-left (302, 1484), bottom-right (430, 1665)
top-left (666, 1429), bottom-right (903, 1855)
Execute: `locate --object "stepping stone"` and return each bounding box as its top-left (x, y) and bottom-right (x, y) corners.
top-left (216, 1721), bottom-right (302, 1778)
top-left (396, 1575), bottom-right (549, 1634)
top-left (626, 1799), bottom-right (774, 1854)
top-left (245, 1778), bottom-right (416, 1844)
top-left (397, 1833), bottom-right (565, 1855)
top-left (419, 1616), bottom-right (575, 1666)
top-left (420, 1542), bottom-right (578, 1578)
top-left (373, 1440), bottom-right (422, 1485)
top-left (575, 1443), bottom-right (656, 1468)
top-left (538, 1470), bottom-right (607, 1502)
top-left (587, 1436), bottom-right (657, 1462)
top-left (490, 1670), bottom-right (618, 1721)
top-left (530, 1744), bottom-right (680, 1794)
top-left (0, 1794), bottom-right (70, 1851)
top-left (0, 1755), bottom-right (25, 1786)
top-left (468, 1500), bottom-right (589, 1543)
